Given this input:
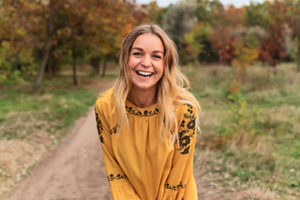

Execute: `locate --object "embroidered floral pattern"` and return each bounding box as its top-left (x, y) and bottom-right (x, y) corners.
top-left (125, 105), bottom-right (159, 117)
top-left (107, 173), bottom-right (127, 181)
top-left (110, 124), bottom-right (119, 135)
top-left (95, 109), bottom-right (104, 143)
top-left (178, 104), bottom-right (196, 154)
top-left (165, 181), bottom-right (187, 191)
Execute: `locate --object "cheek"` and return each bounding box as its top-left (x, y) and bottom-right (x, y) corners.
top-left (128, 57), bottom-right (134, 70)
top-left (128, 55), bottom-right (138, 70)
top-left (158, 63), bottom-right (164, 75)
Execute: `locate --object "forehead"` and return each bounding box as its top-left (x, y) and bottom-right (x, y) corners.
top-left (131, 33), bottom-right (164, 52)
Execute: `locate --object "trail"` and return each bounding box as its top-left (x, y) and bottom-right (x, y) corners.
top-left (7, 107), bottom-right (112, 200)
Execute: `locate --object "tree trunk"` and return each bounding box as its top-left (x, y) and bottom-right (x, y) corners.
top-left (72, 40), bottom-right (78, 86)
top-left (47, 53), bottom-right (54, 77)
top-left (32, 40), bottom-right (52, 92)
top-left (12, 54), bottom-right (21, 71)
top-left (32, 5), bottom-right (54, 93)
top-left (91, 57), bottom-right (101, 75)
top-left (297, 40), bottom-right (300, 73)
top-left (101, 58), bottom-right (107, 77)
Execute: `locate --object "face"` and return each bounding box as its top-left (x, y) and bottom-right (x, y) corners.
top-left (128, 33), bottom-right (164, 93)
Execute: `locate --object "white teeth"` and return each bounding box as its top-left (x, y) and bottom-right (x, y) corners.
top-left (136, 71), bottom-right (152, 77)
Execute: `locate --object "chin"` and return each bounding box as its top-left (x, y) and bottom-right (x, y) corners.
top-left (132, 83), bottom-right (157, 91)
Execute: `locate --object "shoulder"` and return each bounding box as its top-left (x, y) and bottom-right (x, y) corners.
top-left (175, 103), bottom-right (196, 120)
top-left (95, 88), bottom-right (115, 114)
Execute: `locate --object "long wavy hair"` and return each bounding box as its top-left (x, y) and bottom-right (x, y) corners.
top-left (113, 24), bottom-right (200, 143)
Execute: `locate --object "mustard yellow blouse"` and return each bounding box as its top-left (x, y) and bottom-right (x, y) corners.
top-left (95, 88), bottom-right (198, 200)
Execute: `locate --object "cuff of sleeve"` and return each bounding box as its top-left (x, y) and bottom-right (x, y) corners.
top-left (109, 178), bottom-right (141, 200)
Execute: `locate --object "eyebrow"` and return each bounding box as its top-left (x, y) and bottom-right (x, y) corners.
top-left (132, 47), bottom-right (164, 54)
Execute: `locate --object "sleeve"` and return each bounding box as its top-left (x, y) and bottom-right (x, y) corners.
top-left (162, 104), bottom-right (198, 200)
top-left (95, 102), bottom-right (141, 200)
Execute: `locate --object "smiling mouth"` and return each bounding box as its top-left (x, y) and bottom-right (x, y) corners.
top-left (136, 71), bottom-right (153, 77)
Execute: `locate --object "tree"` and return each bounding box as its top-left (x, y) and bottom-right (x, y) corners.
top-left (162, 0), bottom-right (198, 45)
top-left (285, 0), bottom-right (300, 72)
top-left (183, 22), bottom-right (218, 63)
top-left (146, 1), bottom-right (163, 24)
top-left (245, 2), bottom-right (271, 28)
top-left (30, 0), bottom-right (60, 91)
top-left (258, 0), bottom-right (288, 67)
top-left (209, 5), bottom-right (245, 65)
top-left (0, 0), bottom-right (36, 84)
top-left (195, 0), bottom-right (223, 23)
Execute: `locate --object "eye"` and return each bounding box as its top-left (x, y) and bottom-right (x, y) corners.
top-left (153, 54), bottom-right (162, 59)
top-left (132, 52), bottom-right (142, 56)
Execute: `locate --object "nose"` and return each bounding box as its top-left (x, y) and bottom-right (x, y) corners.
top-left (141, 54), bottom-right (151, 67)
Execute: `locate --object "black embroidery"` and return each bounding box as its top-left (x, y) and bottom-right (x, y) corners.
top-left (95, 109), bottom-right (104, 143)
top-left (165, 182), bottom-right (187, 191)
top-left (177, 104), bottom-right (196, 154)
top-left (180, 120), bottom-right (185, 127)
top-left (107, 173), bottom-right (127, 181)
top-left (178, 129), bottom-right (193, 154)
top-left (110, 124), bottom-right (119, 135)
top-left (184, 113), bottom-right (194, 120)
top-left (187, 119), bottom-right (195, 129)
top-left (125, 105), bottom-right (159, 117)
top-left (181, 146), bottom-right (190, 154)
top-left (179, 132), bottom-right (191, 146)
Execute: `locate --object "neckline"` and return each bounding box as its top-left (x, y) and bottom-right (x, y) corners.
top-left (125, 99), bottom-right (159, 117)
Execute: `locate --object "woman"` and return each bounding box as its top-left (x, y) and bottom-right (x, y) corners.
top-left (95, 24), bottom-right (201, 199)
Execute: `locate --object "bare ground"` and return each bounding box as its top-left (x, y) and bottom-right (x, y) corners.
top-left (5, 108), bottom-right (111, 200)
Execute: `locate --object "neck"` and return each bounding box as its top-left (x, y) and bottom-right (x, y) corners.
top-left (127, 86), bottom-right (157, 108)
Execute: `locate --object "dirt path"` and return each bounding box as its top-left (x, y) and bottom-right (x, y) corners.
top-left (6, 107), bottom-right (112, 200)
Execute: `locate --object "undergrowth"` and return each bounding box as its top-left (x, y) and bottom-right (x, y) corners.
top-left (187, 63), bottom-right (300, 198)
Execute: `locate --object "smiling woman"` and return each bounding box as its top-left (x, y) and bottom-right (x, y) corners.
top-left (127, 33), bottom-right (164, 107)
top-left (94, 24), bottom-right (201, 200)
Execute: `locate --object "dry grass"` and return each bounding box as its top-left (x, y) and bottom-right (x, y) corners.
top-left (190, 63), bottom-right (300, 199)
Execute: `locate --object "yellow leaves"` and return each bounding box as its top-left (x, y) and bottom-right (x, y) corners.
top-left (16, 28), bottom-right (26, 37)
top-left (123, 23), bottom-right (133, 37)
top-left (233, 46), bottom-right (259, 68)
top-left (1, 41), bottom-right (10, 49)
top-left (184, 32), bottom-right (194, 45)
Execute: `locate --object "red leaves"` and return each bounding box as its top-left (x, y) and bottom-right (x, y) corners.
top-left (259, 25), bottom-right (287, 67)
top-left (216, 38), bottom-right (237, 66)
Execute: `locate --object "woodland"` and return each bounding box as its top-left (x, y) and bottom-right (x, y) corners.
top-left (0, 0), bottom-right (299, 89)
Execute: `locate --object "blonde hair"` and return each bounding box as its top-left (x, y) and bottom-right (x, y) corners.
top-left (113, 24), bottom-right (200, 143)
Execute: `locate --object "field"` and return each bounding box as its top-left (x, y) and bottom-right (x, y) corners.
top-left (188, 63), bottom-right (300, 199)
top-left (0, 63), bottom-right (299, 199)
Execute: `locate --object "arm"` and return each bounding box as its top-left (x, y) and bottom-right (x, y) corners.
top-left (95, 104), bottom-right (141, 200)
top-left (163, 104), bottom-right (198, 200)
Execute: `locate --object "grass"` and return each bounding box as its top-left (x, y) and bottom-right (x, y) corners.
top-left (186, 63), bottom-right (300, 199)
top-left (0, 64), bottom-right (117, 197)
top-left (0, 65), bottom-right (118, 139)
top-left (1, 62), bottom-right (299, 199)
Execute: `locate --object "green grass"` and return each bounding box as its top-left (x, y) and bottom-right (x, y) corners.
top-left (186, 63), bottom-right (300, 198)
top-left (0, 65), bottom-right (117, 141)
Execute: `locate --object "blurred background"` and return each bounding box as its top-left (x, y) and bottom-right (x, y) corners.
top-left (0, 0), bottom-right (300, 199)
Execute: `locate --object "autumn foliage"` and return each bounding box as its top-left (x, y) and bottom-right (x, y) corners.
top-left (0, 0), bottom-right (300, 89)
top-left (259, 25), bottom-right (287, 66)
top-left (216, 38), bottom-right (236, 66)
